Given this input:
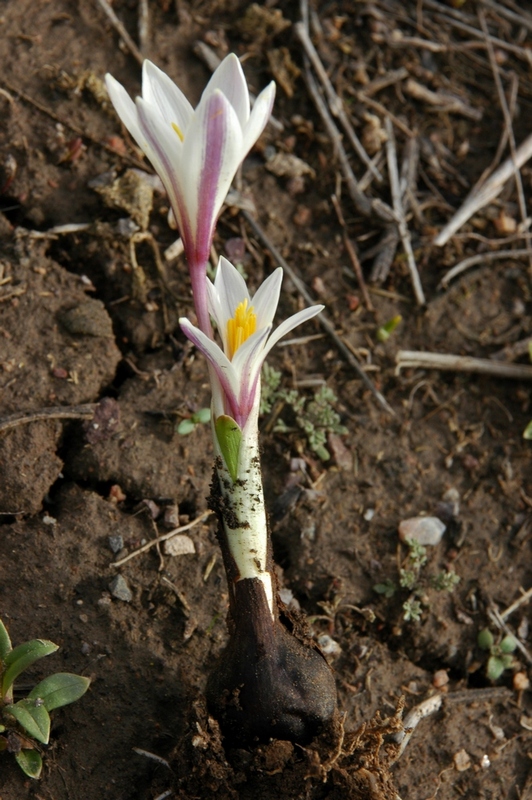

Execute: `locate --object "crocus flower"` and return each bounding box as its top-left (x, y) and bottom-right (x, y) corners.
top-left (179, 256), bottom-right (323, 432)
top-left (105, 56), bottom-right (275, 334)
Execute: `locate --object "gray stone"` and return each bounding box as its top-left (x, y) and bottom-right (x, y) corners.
top-left (109, 574), bottom-right (133, 602)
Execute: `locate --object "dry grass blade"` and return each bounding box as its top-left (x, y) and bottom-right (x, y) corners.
top-left (94, 0), bottom-right (144, 66)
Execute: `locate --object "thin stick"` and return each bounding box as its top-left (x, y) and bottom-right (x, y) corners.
top-left (500, 586), bottom-right (532, 622)
top-left (330, 194), bottom-right (374, 311)
top-left (434, 134), bottom-right (532, 246)
top-left (490, 336), bottom-right (532, 363)
top-left (396, 350), bottom-right (532, 380)
top-left (94, 0), bottom-right (144, 66)
top-left (243, 210), bottom-right (395, 416)
top-left (478, 7), bottom-right (532, 269)
top-left (438, 248), bottom-right (531, 288)
top-left (488, 606), bottom-right (532, 666)
top-left (294, 21), bottom-right (382, 182)
top-left (385, 118), bottom-right (425, 305)
top-left (391, 694), bottom-right (443, 761)
top-left (0, 405), bottom-right (96, 435)
top-left (138, 0), bottom-right (150, 56)
top-left (111, 510), bottom-right (212, 567)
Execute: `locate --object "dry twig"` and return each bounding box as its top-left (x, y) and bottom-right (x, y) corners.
top-left (242, 211), bottom-right (395, 416)
top-left (111, 510), bottom-right (212, 567)
top-left (94, 0), bottom-right (144, 66)
top-left (396, 350), bottom-right (532, 380)
top-left (438, 248), bottom-right (531, 288)
top-left (0, 405), bottom-right (96, 434)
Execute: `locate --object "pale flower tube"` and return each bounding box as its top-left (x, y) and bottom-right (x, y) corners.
top-left (105, 56), bottom-right (275, 334)
top-left (180, 257), bottom-right (323, 613)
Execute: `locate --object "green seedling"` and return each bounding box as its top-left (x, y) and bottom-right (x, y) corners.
top-left (373, 538), bottom-right (459, 623)
top-left (477, 628), bottom-right (517, 681)
top-left (0, 618), bottom-right (90, 779)
top-left (176, 407), bottom-right (211, 435)
top-left (260, 365), bottom-right (347, 461)
top-left (376, 314), bottom-right (402, 343)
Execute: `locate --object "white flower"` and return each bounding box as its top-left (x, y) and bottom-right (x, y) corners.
top-left (179, 257), bottom-right (323, 429)
top-left (105, 56), bottom-right (275, 331)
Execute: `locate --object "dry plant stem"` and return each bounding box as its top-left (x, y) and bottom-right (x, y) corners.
top-left (439, 248), bottom-right (532, 287)
top-left (391, 694), bottom-right (443, 761)
top-left (488, 607), bottom-right (532, 666)
top-left (422, 0), bottom-right (532, 62)
top-left (501, 586), bottom-right (532, 621)
top-left (0, 405), bottom-right (95, 434)
top-left (490, 336), bottom-right (532, 363)
top-left (404, 79), bottom-right (482, 120)
top-left (242, 210), bottom-right (395, 416)
top-left (482, 0), bottom-right (532, 32)
top-left (94, 0), bottom-right (144, 66)
top-left (434, 134), bottom-right (532, 246)
top-left (330, 194), bottom-right (374, 311)
top-left (110, 510), bottom-right (212, 567)
top-left (294, 21), bottom-right (382, 182)
top-left (385, 118), bottom-right (425, 306)
top-left (478, 7), bottom-right (532, 269)
top-left (396, 350), bottom-right (532, 380)
top-left (138, 0), bottom-right (149, 55)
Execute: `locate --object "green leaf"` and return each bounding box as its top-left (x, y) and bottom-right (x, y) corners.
top-left (477, 628), bottom-right (494, 651)
top-left (487, 655), bottom-right (505, 681)
top-left (15, 748), bottom-right (42, 779)
top-left (500, 635), bottom-right (517, 654)
top-left (192, 407), bottom-right (211, 425)
top-left (176, 418), bottom-right (195, 435)
top-left (0, 618), bottom-right (12, 660)
top-left (523, 420), bottom-right (532, 440)
top-left (29, 672), bottom-right (91, 711)
top-left (5, 700), bottom-right (51, 744)
top-left (2, 640), bottom-right (58, 696)
top-left (214, 415), bottom-right (242, 482)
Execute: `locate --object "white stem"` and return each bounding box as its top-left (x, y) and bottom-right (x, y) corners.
top-left (212, 403), bottom-right (274, 616)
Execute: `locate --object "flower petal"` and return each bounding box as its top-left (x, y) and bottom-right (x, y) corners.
top-left (216, 256), bottom-right (251, 316)
top-left (179, 318), bottom-right (239, 413)
top-left (262, 305), bottom-right (324, 359)
top-left (202, 53), bottom-right (250, 129)
top-left (250, 268), bottom-right (283, 328)
top-left (105, 74), bottom-right (144, 146)
top-left (182, 90), bottom-right (244, 261)
top-left (142, 60), bottom-right (194, 132)
top-left (242, 82), bottom-right (276, 156)
top-left (135, 97), bottom-right (192, 245)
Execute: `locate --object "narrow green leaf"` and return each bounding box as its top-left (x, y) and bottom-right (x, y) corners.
top-left (523, 420), bottom-right (532, 440)
top-left (2, 640), bottom-right (58, 696)
top-left (15, 749), bottom-right (42, 779)
top-left (5, 700), bottom-right (51, 744)
top-left (29, 672), bottom-right (91, 711)
top-left (0, 618), bottom-right (12, 660)
top-left (214, 415), bottom-right (242, 482)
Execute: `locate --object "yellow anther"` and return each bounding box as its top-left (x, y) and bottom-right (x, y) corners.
top-left (171, 122), bottom-right (184, 142)
top-left (226, 300), bottom-right (256, 359)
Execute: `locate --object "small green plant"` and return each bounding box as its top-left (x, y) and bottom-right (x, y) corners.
top-left (0, 618), bottom-right (90, 779)
top-left (477, 628), bottom-right (517, 680)
top-left (373, 538), bottom-right (460, 623)
top-left (176, 407), bottom-right (211, 435)
top-left (376, 314), bottom-right (402, 343)
top-left (260, 365), bottom-right (347, 460)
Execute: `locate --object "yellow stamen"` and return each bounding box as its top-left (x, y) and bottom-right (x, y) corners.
top-left (171, 122), bottom-right (184, 142)
top-left (226, 299), bottom-right (256, 359)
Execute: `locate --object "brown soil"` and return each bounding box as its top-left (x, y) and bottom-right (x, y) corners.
top-left (1, 1), bottom-right (532, 798)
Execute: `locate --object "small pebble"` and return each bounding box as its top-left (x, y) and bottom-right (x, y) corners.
top-left (278, 587), bottom-right (301, 611)
top-left (98, 593), bottom-right (112, 608)
top-left (108, 535), bottom-right (124, 554)
top-left (79, 613), bottom-right (89, 623)
top-left (433, 669), bottom-right (449, 689)
top-left (109, 574), bottom-right (133, 602)
top-left (453, 748), bottom-right (471, 772)
top-left (398, 516), bottom-right (446, 546)
top-left (42, 514), bottom-right (57, 525)
top-left (317, 634), bottom-right (342, 658)
top-left (363, 508), bottom-right (375, 522)
top-left (164, 534), bottom-right (195, 557)
top-left (81, 642), bottom-right (91, 656)
top-left (514, 671), bottom-right (530, 692)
